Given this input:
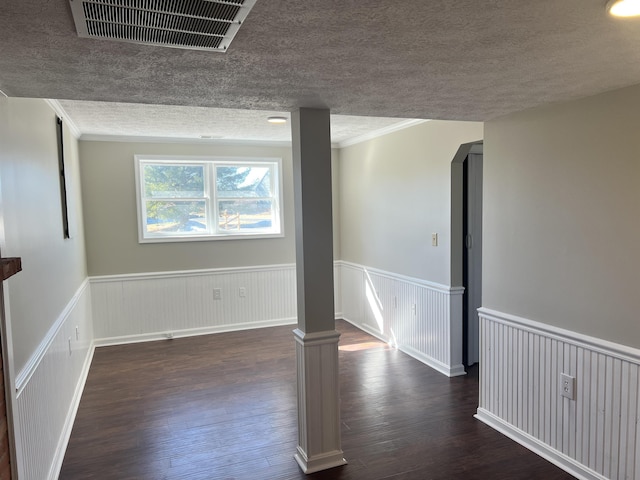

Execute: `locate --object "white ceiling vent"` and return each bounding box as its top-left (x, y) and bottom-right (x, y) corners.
top-left (69, 0), bottom-right (256, 52)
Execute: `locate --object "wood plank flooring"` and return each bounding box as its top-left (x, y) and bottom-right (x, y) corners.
top-left (60, 321), bottom-right (575, 480)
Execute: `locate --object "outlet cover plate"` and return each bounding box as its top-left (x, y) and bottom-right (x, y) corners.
top-left (560, 373), bottom-right (575, 400)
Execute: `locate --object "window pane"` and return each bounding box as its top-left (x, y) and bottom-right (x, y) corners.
top-left (216, 166), bottom-right (271, 198)
top-left (144, 164), bottom-right (205, 198)
top-left (145, 200), bottom-right (207, 234)
top-left (218, 200), bottom-right (275, 232)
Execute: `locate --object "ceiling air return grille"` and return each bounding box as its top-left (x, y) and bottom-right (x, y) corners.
top-left (69, 0), bottom-right (256, 52)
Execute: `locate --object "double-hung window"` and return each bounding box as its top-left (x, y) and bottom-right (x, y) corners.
top-left (135, 156), bottom-right (282, 242)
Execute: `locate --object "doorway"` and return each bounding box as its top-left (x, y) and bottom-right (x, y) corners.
top-left (462, 144), bottom-right (483, 366)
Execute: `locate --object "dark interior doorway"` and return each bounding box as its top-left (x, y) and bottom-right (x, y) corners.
top-left (462, 144), bottom-right (483, 367)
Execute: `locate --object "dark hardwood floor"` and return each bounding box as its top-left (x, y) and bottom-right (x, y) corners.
top-left (60, 321), bottom-right (574, 480)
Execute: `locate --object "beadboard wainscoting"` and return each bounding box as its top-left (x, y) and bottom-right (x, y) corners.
top-left (14, 279), bottom-right (94, 480)
top-left (293, 328), bottom-right (346, 473)
top-left (90, 265), bottom-right (301, 345)
top-left (476, 308), bottom-right (640, 480)
top-left (338, 261), bottom-right (465, 377)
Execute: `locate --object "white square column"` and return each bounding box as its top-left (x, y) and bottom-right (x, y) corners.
top-left (293, 329), bottom-right (345, 473)
top-left (291, 108), bottom-right (346, 474)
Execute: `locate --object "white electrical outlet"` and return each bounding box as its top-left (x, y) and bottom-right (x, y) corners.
top-left (68, 337), bottom-right (72, 356)
top-left (560, 373), bottom-right (576, 400)
top-left (76, 326), bottom-right (79, 340)
top-left (239, 287), bottom-right (246, 297)
top-left (213, 288), bottom-right (222, 300)
top-left (431, 233), bottom-right (438, 246)
top-left (411, 303), bottom-right (417, 315)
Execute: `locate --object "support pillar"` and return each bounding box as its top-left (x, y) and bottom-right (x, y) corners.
top-left (291, 108), bottom-right (346, 474)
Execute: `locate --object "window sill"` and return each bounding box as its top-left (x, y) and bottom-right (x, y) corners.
top-left (138, 232), bottom-right (284, 244)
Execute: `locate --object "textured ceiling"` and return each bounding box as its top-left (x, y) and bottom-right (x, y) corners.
top-left (54, 100), bottom-right (419, 145)
top-left (2, 1), bottom-right (640, 122)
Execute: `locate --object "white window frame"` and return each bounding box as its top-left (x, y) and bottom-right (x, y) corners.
top-left (135, 155), bottom-right (284, 243)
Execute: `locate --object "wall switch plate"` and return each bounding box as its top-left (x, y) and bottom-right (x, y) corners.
top-left (431, 233), bottom-right (438, 246)
top-left (213, 288), bottom-right (222, 300)
top-left (560, 373), bottom-right (576, 400)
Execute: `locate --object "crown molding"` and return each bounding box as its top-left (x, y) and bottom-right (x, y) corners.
top-left (336, 119), bottom-right (429, 148)
top-left (40, 103), bottom-right (426, 150)
top-left (45, 100), bottom-right (82, 139)
top-left (79, 133), bottom-right (293, 148)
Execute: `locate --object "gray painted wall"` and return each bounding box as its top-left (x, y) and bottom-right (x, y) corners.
top-left (79, 140), bottom-right (341, 276)
top-left (80, 141), bottom-right (296, 275)
top-left (483, 83), bottom-right (640, 348)
top-left (0, 98), bottom-right (88, 372)
top-left (338, 120), bottom-right (483, 286)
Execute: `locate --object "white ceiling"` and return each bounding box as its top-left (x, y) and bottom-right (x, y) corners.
top-left (2, 1), bottom-right (640, 128)
top-left (53, 100), bottom-right (423, 146)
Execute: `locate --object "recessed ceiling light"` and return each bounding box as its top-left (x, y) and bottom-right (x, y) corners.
top-left (267, 116), bottom-right (287, 124)
top-left (607, 0), bottom-right (640, 17)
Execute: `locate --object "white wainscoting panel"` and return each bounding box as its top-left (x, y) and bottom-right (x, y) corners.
top-left (91, 264), bottom-right (298, 344)
top-left (14, 279), bottom-right (94, 480)
top-left (477, 308), bottom-right (640, 480)
top-left (338, 261), bottom-right (465, 377)
top-left (293, 329), bottom-right (346, 473)
top-left (333, 262), bottom-right (342, 319)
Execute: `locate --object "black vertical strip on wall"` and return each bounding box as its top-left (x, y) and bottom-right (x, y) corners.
top-left (56, 116), bottom-right (70, 239)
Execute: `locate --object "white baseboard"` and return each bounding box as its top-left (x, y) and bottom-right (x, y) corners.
top-left (294, 447), bottom-right (347, 474)
top-left (400, 345), bottom-right (466, 377)
top-left (475, 408), bottom-right (606, 480)
top-left (94, 317), bottom-right (297, 347)
top-left (342, 317), bottom-right (465, 377)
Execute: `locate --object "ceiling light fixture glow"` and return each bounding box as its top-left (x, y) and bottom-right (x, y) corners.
top-left (607, 0), bottom-right (640, 17)
top-left (267, 116), bottom-right (287, 124)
